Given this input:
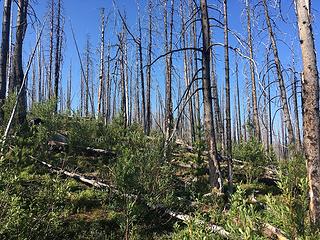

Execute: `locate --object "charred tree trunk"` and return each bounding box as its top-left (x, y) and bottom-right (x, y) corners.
top-left (263, 0), bottom-right (295, 146)
top-left (37, 32), bottom-right (43, 102)
top-left (31, 61), bottom-right (36, 106)
top-left (235, 52), bottom-right (242, 142)
top-left (54, 0), bottom-right (62, 112)
top-left (66, 62), bottom-right (71, 111)
top-left (164, 0), bottom-right (174, 156)
top-left (295, 0), bottom-right (320, 228)
top-left (191, 2), bottom-right (201, 143)
top-left (200, 0), bottom-right (223, 191)
top-left (145, 0), bottom-right (152, 135)
top-left (246, 0), bottom-right (260, 140)
top-left (10, 0), bottom-right (28, 124)
top-left (291, 51), bottom-right (302, 150)
top-left (0, 0), bottom-right (12, 121)
top-left (48, 0), bottom-right (54, 99)
top-left (105, 43), bottom-right (111, 123)
top-left (98, 8), bottom-right (105, 117)
top-left (119, 30), bottom-right (127, 127)
top-left (211, 48), bottom-right (224, 148)
top-left (134, 44), bottom-right (140, 123)
top-left (223, 0), bottom-right (233, 193)
top-left (181, 2), bottom-right (195, 143)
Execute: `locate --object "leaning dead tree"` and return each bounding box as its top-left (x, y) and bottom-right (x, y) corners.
top-left (295, 0), bottom-right (320, 228)
top-left (262, 0), bottom-right (295, 147)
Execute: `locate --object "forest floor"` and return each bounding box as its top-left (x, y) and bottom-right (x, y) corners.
top-left (0, 103), bottom-right (313, 239)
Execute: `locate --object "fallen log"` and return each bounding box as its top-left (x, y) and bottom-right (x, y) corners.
top-left (261, 223), bottom-right (289, 240)
top-left (37, 157), bottom-right (230, 238)
top-left (37, 158), bottom-right (288, 239)
top-left (47, 140), bottom-right (115, 157)
top-left (162, 207), bottom-right (230, 238)
top-left (38, 160), bottom-right (110, 188)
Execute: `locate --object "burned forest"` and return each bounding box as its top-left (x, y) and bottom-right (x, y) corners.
top-left (0, 0), bottom-right (320, 239)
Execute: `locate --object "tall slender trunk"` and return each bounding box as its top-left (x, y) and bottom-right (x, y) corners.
top-left (235, 52), bottom-right (242, 142)
top-left (54, 0), bottom-right (62, 111)
top-left (98, 8), bottom-right (105, 116)
top-left (10, 0), bottom-right (28, 124)
top-left (181, 2), bottom-right (195, 143)
top-left (291, 51), bottom-right (302, 150)
top-left (211, 48), bottom-right (224, 148)
top-left (191, 1), bottom-right (201, 142)
top-left (84, 38), bottom-right (90, 117)
top-left (223, 0), bottom-right (232, 193)
top-left (80, 73), bottom-right (84, 116)
top-left (134, 44), bottom-right (140, 123)
top-left (295, 0), bottom-right (320, 227)
top-left (37, 32), bottom-right (42, 102)
top-left (145, 0), bottom-right (152, 135)
top-left (267, 52), bottom-right (273, 150)
top-left (164, 0), bottom-right (174, 156)
top-left (0, 0), bottom-right (12, 121)
top-left (48, 0), bottom-right (54, 99)
top-left (138, 18), bottom-right (146, 132)
top-left (67, 62), bottom-right (71, 111)
top-left (200, 0), bottom-right (223, 191)
top-left (31, 61), bottom-right (36, 106)
top-left (105, 43), bottom-right (111, 123)
top-left (119, 31), bottom-right (127, 127)
top-left (246, 0), bottom-right (260, 140)
top-left (263, 0), bottom-right (295, 146)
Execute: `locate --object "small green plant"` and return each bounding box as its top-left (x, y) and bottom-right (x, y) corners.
top-left (225, 186), bottom-right (260, 239)
top-left (264, 154), bottom-right (308, 239)
top-left (233, 138), bottom-right (274, 183)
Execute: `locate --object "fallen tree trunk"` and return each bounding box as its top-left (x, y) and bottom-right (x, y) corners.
top-left (37, 158), bottom-right (287, 239)
top-left (38, 159), bottom-right (110, 188)
top-left (48, 140), bottom-right (115, 157)
top-left (162, 206), bottom-right (230, 238)
top-left (37, 157), bottom-right (231, 238)
top-left (261, 223), bottom-right (289, 240)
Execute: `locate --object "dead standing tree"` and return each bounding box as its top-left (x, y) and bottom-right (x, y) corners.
top-left (223, 0), bottom-right (233, 193)
top-left (163, 0), bottom-right (174, 157)
top-left (200, 0), bottom-right (223, 191)
top-left (262, 0), bottom-right (295, 147)
top-left (246, 0), bottom-right (261, 140)
top-left (0, 0), bottom-right (12, 122)
top-left (53, 0), bottom-right (63, 112)
top-left (97, 8), bottom-right (106, 117)
top-left (295, 0), bottom-right (320, 228)
top-left (145, 0), bottom-right (152, 135)
top-left (10, 0), bottom-right (29, 124)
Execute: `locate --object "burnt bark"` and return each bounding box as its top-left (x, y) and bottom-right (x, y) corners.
top-left (295, 0), bottom-right (320, 227)
top-left (10, 0), bottom-right (28, 124)
top-left (0, 0), bottom-right (12, 121)
top-left (223, 0), bottom-right (233, 193)
top-left (263, 0), bottom-right (295, 146)
top-left (200, 0), bottom-right (223, 191)
top-left (246, 0), bottom-right (261, 140)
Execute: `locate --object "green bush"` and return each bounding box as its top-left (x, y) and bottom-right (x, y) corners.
top-left (264, 154), bottom-right (308, 238)
top-left (233, 138), bottom-right (275, 182)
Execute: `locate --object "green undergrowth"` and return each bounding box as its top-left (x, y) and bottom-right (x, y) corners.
top-left (0, 100), bottom-right (319, 239)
